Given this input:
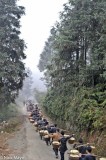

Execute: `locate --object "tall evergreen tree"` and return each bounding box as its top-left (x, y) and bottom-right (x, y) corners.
top-left (0, 0), bottom-right (26, 106)
top-left (38, 0), bottom-right (106, 133)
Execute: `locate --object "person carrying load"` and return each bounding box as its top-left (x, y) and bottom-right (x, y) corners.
top-left (84, 146), bottom-right (96, 160)
top-left (74, 138), bottom-right (86, 160)
top-left (59, 131), bottom-right (74, 160)
top-left (50, 128), bottom-right (62, 158)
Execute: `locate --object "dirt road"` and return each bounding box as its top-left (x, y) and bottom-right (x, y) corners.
top-left (5, 110), bottom-right (70, 160)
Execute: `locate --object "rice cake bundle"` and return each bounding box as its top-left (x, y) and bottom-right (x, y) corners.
top-left (52, 141), bottom-right (60, 149)
top-left (100, 158), bottom-right (106, 160)
top-left (34, 122), bottom-right (38, 127)
top-left (44, 135), bottom-right (50, 140)
top-left (69, 150), bottom-right (79, 155)
top-left (43, 130), bottom-right (49, 136)
top-left (69, 154), bottom-right (79, 160)
top-left (39, 130), bottom-right (44, 136)
top-left (68, 137), bottom-right (75, 144)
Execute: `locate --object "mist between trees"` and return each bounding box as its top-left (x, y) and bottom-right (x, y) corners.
top-left (0, 0), bottom-right (105, 156)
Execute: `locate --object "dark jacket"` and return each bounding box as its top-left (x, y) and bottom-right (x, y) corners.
top-left (74, 143), bottom-right (86, 154)
top-left (59, 136), bottom-right (71, 153)
top-left (84, 154), bottom-right (96, 160)
top-left (79, 145), bottom-right (87, 154)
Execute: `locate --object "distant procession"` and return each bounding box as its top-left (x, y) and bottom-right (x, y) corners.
top-left (24, 100), bottom-right (104, 160)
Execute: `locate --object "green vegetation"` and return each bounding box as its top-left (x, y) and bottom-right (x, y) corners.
top-left (0, 103), bottom-right (20, 122)
top-left (1, 117), bottom-right (22, 133)
top-left (34, 88), bottom-right (47, 106)
top-left (38, 0), bottom-right (106, 155)
top-left (0, 103), bottom-right (22, 133)
top-left (0, 0), bottom-right (26, 108)
top-left (17, 68), bottom-right (33, 102)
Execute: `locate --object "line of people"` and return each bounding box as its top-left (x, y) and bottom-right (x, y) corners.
top-left (26, 101), bottom-right (97, 160)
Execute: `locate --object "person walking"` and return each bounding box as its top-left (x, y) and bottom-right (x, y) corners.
top-left (59, 131), bottom-right (73, 160)
top-left (74, 138), bottom-right (87, 160)
top-left (50, 128), bottom-right (62, 158)
top-left (84, 146), bottom-right (96, 160)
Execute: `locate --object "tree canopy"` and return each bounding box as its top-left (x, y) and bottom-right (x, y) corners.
top-left (38, 0), bottom-right (106, 132)
top-left (0, 0), bottom-right (26, 106)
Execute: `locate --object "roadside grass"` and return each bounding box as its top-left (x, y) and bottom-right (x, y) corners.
top-left (2, 117), bottom-right (23, 133)
top-left (0, 103), bottom-right (24, 133)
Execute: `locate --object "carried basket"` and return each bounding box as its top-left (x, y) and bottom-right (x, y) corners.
top-left (43, 130), bottom-right (49, 136)
top-left (52, 141), bottom-right (60, 149)
top-left (68, 137), bottom-right (75, 144)
top-left (44, 135), bottom-right (50, 140)
top-left (39, 130), bottom-right (44, 136)
top-left (69, 154), bottom-right (79, 160)
top-left (33, 122), bottom-right (38, 127)
top-left (69, 149), bottom-right (79, 155)
top-left (68, 149), bottom-right (79, 160)
top-left (30, 119), bottom-right (34, 123)
top-left (100, 158), bottom-right (106, 160)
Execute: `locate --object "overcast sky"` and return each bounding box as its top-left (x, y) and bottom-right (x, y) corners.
top-left (17, 0), bottom-right (67, 90)
top-left (18, 0), bottom-right (67, 74)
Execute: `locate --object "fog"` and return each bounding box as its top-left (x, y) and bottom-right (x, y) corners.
top-left (32, 70), bottom-right (47, 91)
top-left (18, 0), bottom-right (67, 93)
